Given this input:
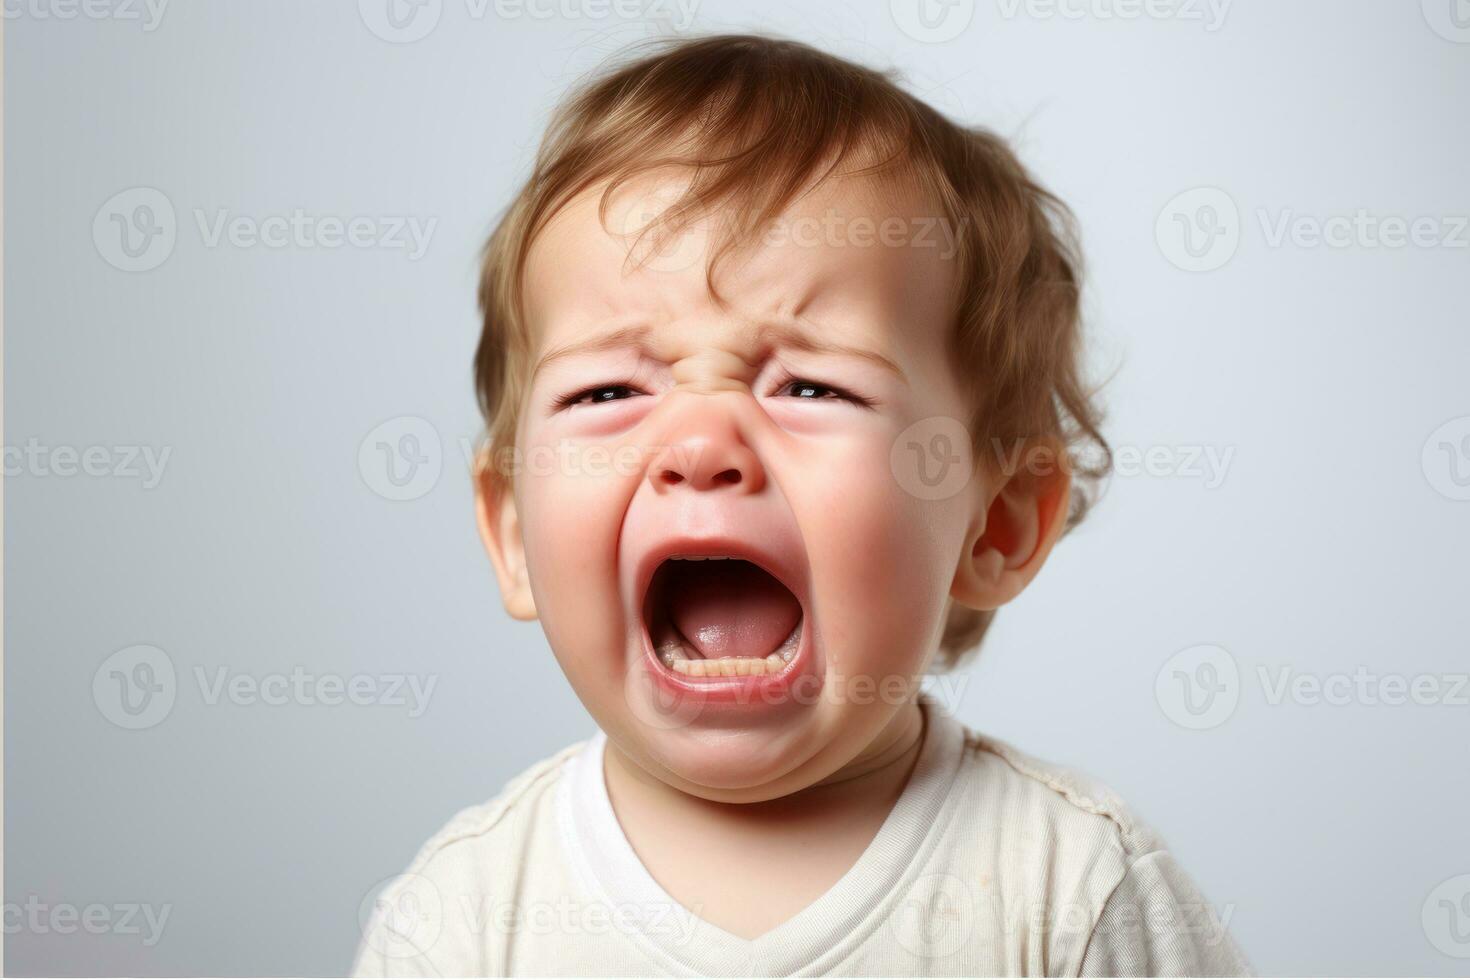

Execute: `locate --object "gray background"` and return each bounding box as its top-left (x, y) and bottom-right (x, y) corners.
top-left (6, 0), bottom-right (1469, 974)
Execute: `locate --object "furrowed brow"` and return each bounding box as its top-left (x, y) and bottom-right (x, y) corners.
top-left (531, 325), bottom-right (652, 379)
top-left (758, 322), bottom-right (907, 381)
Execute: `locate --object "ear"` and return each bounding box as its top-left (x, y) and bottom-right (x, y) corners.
top-left (473, 456), bottom-right (538, 621)
top-left (950, 440), bottom-right (1073, 611)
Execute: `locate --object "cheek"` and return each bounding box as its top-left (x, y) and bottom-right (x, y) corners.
top-left (787, 431), bottom-right (966, 677)
top-left (514, 430), bottom-right (641, 668)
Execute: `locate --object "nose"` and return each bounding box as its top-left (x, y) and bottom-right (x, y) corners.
top-left (647, 399), bottom-right (765, 495)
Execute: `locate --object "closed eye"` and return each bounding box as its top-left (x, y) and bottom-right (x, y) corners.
top-left (556, 383), bottom-right (646, 409)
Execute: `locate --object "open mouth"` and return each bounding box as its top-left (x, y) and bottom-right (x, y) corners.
top-left (642, 556), bottom-right (804, 678)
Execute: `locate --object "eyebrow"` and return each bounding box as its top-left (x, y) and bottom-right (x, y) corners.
top-left (531, 325), bottom-right (656, 379)
top-left (530, 321), bottom-right (906, 381)
top-left (768, 321), bottom-right (907, 380)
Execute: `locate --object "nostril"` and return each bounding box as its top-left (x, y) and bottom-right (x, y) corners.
top-left (660, 470), bottom-right (685, 485)
top-left (714, 469), bottom-right (742, 485)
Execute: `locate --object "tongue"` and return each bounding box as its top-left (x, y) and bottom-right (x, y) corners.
top-left (666, 561), bottom-right (802, 659)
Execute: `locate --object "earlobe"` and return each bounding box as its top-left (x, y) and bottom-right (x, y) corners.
top-left (951, 441), bottom-right (1073, 611)
top-left (474, 458), bottom-right (538, 621)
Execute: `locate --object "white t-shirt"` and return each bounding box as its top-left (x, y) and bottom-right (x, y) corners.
top-left (353, 698), bottom-right (1251, 976)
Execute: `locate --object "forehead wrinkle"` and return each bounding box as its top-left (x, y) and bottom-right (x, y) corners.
top-left (754, 319), bottom-right (907, 381)
top-left (531, 324), bottom-right (652, 379)
top-left (528, 310), bottom-right (906, 384)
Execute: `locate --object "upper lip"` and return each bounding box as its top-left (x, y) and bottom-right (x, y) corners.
top-left (631, 533), bottom-right (810, 636)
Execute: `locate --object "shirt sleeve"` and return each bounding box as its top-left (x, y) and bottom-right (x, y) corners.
top-left (349, 860), bottom-right (486, 978)
top-left (1078, 850), bottom-right (1253, 977)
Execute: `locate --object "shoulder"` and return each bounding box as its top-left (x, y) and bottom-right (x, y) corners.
top-left (956, 727), bottom-right (1164, 859)
top-left (352, 739), bottom-right (586, 977)
top-left (405, 737), bottom-right (584, 875)
top-left (941, 724), bottom-right (1251, 975)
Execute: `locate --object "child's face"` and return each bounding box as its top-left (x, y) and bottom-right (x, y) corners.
top-left (484, 173), bottom-right (1003, 801)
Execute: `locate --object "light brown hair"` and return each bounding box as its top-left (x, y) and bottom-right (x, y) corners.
top-left (474, 33), bottom-right (1110, 668)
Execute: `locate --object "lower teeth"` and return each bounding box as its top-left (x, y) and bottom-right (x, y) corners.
top-left (666, 653), bottom-right (787, 676)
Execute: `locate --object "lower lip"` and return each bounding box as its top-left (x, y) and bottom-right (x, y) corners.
top-left (640, 617), bottom-right (820, 708)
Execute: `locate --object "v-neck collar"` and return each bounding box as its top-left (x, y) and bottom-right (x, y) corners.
top-left (556, 697), bottom-right (966, 976)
